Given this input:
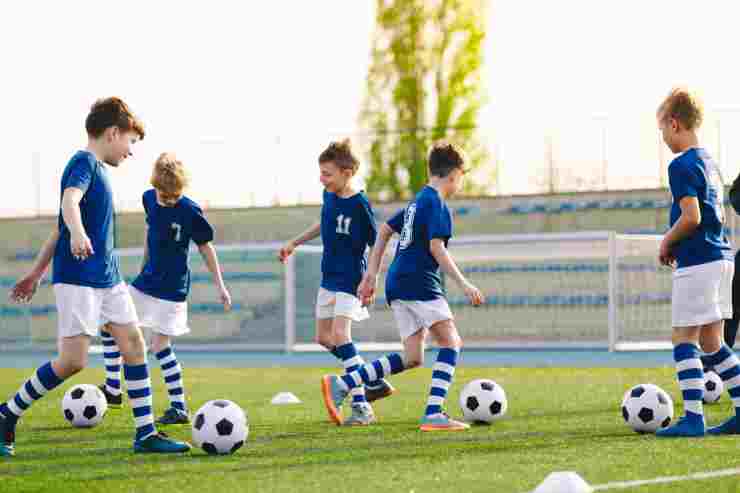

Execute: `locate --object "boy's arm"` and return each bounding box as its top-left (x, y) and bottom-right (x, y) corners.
top-left (660, 196), bottom-right (701, 265)
top-left (197, 242), bottom-right (232, 311)
top-left (140, 230), bottom-right (149, 272)
top-left (10, 229), bottom-right (60, 303)
top-left (358, 223), bottom-right (395, 305)
top-left (61, 187), bottom-right (94, 260)
top-left (430, 239), bottom-right (484, 306)
top-left (278, 222), bottom-right (321, 263)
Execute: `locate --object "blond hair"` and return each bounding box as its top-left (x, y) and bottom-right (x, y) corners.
top-left (150, 153), bottom-right (189, 205)
top-left (658, 87), bottom-right (704, 131)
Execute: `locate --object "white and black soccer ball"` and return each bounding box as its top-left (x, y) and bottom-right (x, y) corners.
top-left (703, 371), bottom-right (724, 404)
top-left (62, 384), bottom-right (108, 428)
top-left (459, 379), bottom-right (507, 424)
top-left (192, 400), bottom-right (248, 455)
top-left (621, 383), bottom-right (673, 433)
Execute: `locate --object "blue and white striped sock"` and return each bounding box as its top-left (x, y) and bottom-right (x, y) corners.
top-left (101, 330), bottom-right (122, 396)
top-left (156, 346), bottom-right (186, 412)
top-left (336, 343), bottom-right (367, 404)
top-left (425, 348), bottom-right (459, 416)
top-left (674, 343), bottom-right (704, 420)
top-left (703, 344), bottom-right (740, 415)
top-left (124, 364), bottom-right (156, 441)
top-left (0, 362), bottom-right (64, 423)
top-left (340, 353), bottom-right (405, 390)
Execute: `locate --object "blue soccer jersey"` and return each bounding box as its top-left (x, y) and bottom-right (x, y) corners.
top-left (385, 186), bottom-right (453, 303)
top-left (53, 151), bottom-right (121, 288)
top-left (668, 147), bottom-right (732, 268)
top-left (131, 189), bottom-right (214, 302)
top-left (319, 190), bottom-right (377, 296)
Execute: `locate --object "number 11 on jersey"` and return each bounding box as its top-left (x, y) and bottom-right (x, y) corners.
top-left (336, 215), bottom-right (351, 235)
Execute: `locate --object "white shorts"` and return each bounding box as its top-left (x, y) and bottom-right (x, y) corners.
top-left (54, 282), bottom-right (138, 338)
top-left (672, 259), bottom-right (733, 328)
top-left (130, 286), bottom-right (190, 337)
top-left (315, 288), bottom-right (369, 322)
top-left (391, 298), bottom-right (454, 341)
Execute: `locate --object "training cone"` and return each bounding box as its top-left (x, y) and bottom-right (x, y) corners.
top-left (271, 392), bottom-right (302, 404)
top-left (533, 472), bottom-right (592, 493)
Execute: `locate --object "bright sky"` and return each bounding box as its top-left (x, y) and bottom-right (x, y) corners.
top-left (1, 0), bottom-right (740, 217)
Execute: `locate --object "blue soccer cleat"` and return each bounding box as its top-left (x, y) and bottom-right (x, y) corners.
top-left (321, 375), bottom-right (349, 426)
top-left (707, 415), bottom-right (740, 435)
top-left (655, 415), bottom-right (705, 438)
top-left (133, 432), bottom-right (191, 454)
top-left (0, 414), bottom-right (15, 457)
top-left (155, 408), bottom-right (190, 426)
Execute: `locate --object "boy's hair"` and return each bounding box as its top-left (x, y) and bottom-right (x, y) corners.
top-left (318, 139), bottom-right (359, 174)
top-left (85, 97), bottom-right (146, 139)
top-left (428, 141), bottom-right (466, 178)
top-left (657, 88), bottom-right (704, 131)
top-left (150, 153), bottom-right (189, 200)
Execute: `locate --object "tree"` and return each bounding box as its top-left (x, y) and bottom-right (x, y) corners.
top-left (360, 0), bottom-right (489, 200)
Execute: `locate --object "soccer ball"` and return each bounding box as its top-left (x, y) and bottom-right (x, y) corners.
top-left (703, 371), bottom-right (724, 404)
top-left (459, 379), bottom-right (507, 424)
top-left (192, 400), bottom-right (248, 455)
top-left (61, 384), bottom-right (108, 428)
top-left (621, 383), bottom-right (673, 433)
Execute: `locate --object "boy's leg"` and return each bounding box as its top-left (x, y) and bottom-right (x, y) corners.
top-left (321, 302), bottom-right (423, 424)
top-left (420, 319), bottom-right (468, 431)
top-left (657, 326), bottom-right (705, 437)
top-left (701, 321), bottom-right (740, 434)
top-left (0, 335), bottom-right (89, 457)
top-left (99, 329), bottom-right (123, 408)
top-left (333, 317), bottom-right (376, 426)
top-left (152, 333), bottom-right (189, 425)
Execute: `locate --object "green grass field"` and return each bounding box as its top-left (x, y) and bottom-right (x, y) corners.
top-left (1, 366), bottom-right (740, 493)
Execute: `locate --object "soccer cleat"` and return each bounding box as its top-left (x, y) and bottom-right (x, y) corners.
top-left (655, 415), bottom-right (705, 437)
top-left (98, 384), bottom-right (123, 410)
top-left (321, 375), bottom-right (349, 425)
top-left (156, 408), bottom-right (190, 426)
top-left (344, 403), bottom-right (376, 426)
top-left (707, 415), bottom-right (740, 435)
top-left (0, 414), bottom-right (15, 457)
top-left (133, 432), bottom-right (191, 454)
top-left (365, 379), bottom-right (396, 403)
top-left (419, 413), bottom-right (470, 432)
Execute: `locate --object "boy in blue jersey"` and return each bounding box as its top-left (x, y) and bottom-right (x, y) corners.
top-left (279, 140), bottom-right (394, 425)
top-left (3, 98), bottom-right (190, 455)
top-left (655, 88), bottom-right (740, 437)
top-left (321, 142), bottom-right (484, 431)
top-left (98, 153), bottom-right (231, 425)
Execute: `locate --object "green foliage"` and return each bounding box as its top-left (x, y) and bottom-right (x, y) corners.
top-left (361, 0), bottom-right (490, 200)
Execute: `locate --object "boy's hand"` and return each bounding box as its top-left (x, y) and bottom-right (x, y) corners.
top-left (70, 231), bottom-right (94, 260)
top-left (278, 241), bottom-right (296, 264)
top-left (658, 238), bottom-right (676, 267)
top-left (358, 275), bottom-right (377, 307)
top-left (462, 281), bottom-right (484, 307)
top-left (219, 286), bottom-right (232, 312)
top-left (10, 274), bottom-right (41, 304)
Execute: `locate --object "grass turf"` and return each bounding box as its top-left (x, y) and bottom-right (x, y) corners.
top-left (1, 366), bottom-right (739, 493)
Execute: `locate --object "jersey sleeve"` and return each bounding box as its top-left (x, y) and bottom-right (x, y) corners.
top-left (141, 191), bottom-right (151, 215)
top-left (191, 206), bottom-right (215, 245)
top-left (387, 208), bottom-right (406, 233)
top-left (64, 157), bottom-right (94, 194)
top-left (361, 199), bottom-right (378, 247)
top-left (427, 198), bottom-right (452, 241)
top-left (669, 162), bottom-right (700, 202)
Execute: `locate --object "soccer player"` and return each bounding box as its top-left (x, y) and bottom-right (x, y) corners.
top-left (278, 139), bottom-right (394, 426)
top-left (98, 152), bottom-right (231, 426)
top-left (321, 142), bottom-right (484, 431)
top-left (655, 88), bottom-right (740, 437)
top-left (2, 98), bottom-right (190, 455)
